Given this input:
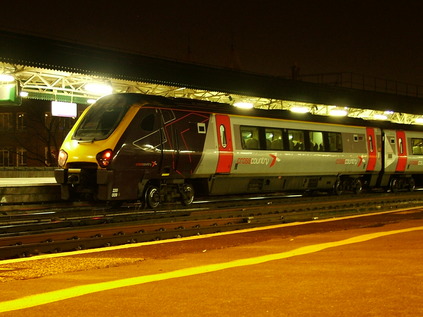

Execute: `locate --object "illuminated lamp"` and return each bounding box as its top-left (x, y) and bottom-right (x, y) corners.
top-left (20, 91), bottom-right (29, 97)
top-left (290, 106), bottom-right (309, 113)
top-left (96, 149), bottom-right (114, 168)
top-left (414, 118), bottom-right (423, 124)
top-left (373, 114), bottom-right (388, 120)
top-left (0, 74), bottom-right (15, 82)
top-left (233, 102), bottom-right (254, 109)
top-left (84, 82), bottom-right (113, 95)
top-left (329, 108), bottom-right (348, 117)
top-left (58, 150), bottom-right (68, 168)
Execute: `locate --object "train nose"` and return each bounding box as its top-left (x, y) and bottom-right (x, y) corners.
top-left (68, 174), bottom-right (80, 184)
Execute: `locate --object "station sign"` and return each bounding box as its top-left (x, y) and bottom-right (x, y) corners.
top-left (0, 82), bottom-right (22, 106)
top-left (51, 101), bottom-right (77, 117)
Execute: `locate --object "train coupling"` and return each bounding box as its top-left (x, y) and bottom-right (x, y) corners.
top-left (54, 168), bottom-right (81, 184)
top-left (68, 173), bottom-right (80, 184)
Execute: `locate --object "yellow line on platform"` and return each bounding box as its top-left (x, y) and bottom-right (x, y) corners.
top-left (1, 225), bottom-right (422, 313)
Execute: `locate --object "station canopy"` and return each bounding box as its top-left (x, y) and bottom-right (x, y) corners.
top-left (1, 30), bottom-right (423, 125)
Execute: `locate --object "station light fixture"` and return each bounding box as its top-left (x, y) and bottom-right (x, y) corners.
top-left (233, 101), bottom-right (254, 109)
top-left (414, 118), bottom-right (423, 124)
top-left (0, 74), bottom-right (15, 82)
top-left (373, 114), bottom-right (388, 120)
top-left (84, 82), bottom-right (113, 96)
top-left (329, 108), bottom-right (348, 117)
top-left (290, 106), bottom-right (309, 113)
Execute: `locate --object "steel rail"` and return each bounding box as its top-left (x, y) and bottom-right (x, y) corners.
top-left (1, 191), bottom-right (423, 260)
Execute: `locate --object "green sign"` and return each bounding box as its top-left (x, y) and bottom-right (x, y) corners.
top-left (0, 82), bottom-right (22, 106)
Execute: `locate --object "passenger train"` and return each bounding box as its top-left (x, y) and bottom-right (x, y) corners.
top-left (54, 93), bottom-right (423, 208)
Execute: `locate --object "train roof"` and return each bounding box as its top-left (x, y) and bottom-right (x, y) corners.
top-left (113, 93), bottom-right (423, 132)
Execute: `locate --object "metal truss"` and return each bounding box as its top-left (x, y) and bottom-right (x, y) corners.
top-left (1, 61), bottom-right (422, 125)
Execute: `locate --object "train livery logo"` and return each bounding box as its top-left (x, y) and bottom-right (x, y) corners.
top-left (336, 156), bottom-right (364, 167)
top-left (135, 161), bottom-right (158, 167)
top-left (236, 154), bottom-right (279, 167)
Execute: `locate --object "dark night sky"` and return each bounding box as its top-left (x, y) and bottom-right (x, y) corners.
top-left (1, 1), bottom-right (423, 85)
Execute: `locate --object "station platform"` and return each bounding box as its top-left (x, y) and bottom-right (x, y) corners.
top-left (0, 177), bottom-right (56, 186)
top-left (0, 178), bottom-right (59, 204)
top-left (0, 209), bottom-right (422, 316)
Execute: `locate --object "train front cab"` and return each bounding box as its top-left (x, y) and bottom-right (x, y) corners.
top-left (56, 97), bottom-right (210, 207)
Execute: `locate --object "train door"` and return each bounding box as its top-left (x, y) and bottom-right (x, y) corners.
top-left (131, 108), bottom-right (163, 177)
top-left (215, 114), bottom-right (233, 173)
top-left (159, 109), bottom-right (177, 177)
top-left (395, 131), bottom-right (407, 172)
top-left (366, 127), bottom-right (377, 172)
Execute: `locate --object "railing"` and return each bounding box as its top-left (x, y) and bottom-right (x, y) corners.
top-left (298, 72), bottom-right (423, 98)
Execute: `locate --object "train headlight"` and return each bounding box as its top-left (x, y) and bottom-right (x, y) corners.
top-left (58, 150), bottom-right (68, 167)
top-left (96, 149), bottom-right (113, 168)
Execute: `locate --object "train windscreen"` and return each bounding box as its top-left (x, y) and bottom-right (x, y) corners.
top-left (73, 95), bottom-right (131, 141)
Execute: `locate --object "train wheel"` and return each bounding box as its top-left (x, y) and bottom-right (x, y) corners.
top-left (181, 183), bottom-right (195, 206)
top-left (145, 185), bottom-right (160, 209)
top-left (333, 179), bottom-right (343, 195)
top-left (353, 178), bottom-right (363, 194)
top-left (390, 178), bottom-right (400, 193)
top-left (408, 178), bottom-right (416, 192)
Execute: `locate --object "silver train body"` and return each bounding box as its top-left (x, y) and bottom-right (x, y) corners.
top-left (54, 94), bottom-right (423, 207)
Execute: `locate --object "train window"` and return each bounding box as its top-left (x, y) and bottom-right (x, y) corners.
top-left (197, 123), bottom-right (206, 134)
top-left (219, 124), bottom-right (227, 148)
top-left (73, 96), bottom-right (131, 140)
top-left (288, 130), bottom-right (304, 151)
top-left (368, 135), bottom-right (374, 152)
top-left (240, 126), bottom-right (259, 150)
top-left (309, 131), bottom-right (325, 151)
top-left (265, 128), bottom-right (283, 150)
top-left (398, 138), bottom-right (404, 154)
top-left (411, 138), bottom-right (423, 155)
top-left (141, 114), bottom-right (155, 131)
top-left (161, 109), bottom-right (176, 125)
top-left (328, 132), bottom-right (343, 152)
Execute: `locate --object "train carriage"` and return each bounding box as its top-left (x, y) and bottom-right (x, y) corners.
top-left (196, 114), bottom-right (381, 195)
top-left (54, 93), bottom-right (423, 208)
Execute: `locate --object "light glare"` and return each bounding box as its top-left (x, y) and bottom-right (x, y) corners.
top-left (290, 106), bottom-right (309, 113)
top-left (84, 82), bottom-right (113, 95)
top-left (234, 102), bottom-right (254, 109)
top-left (0, 74), bottom-right (15, 82)
top-left (329, 109), bottom-right (348, 117)
top-left (373, 114), bottom-right (388, 120)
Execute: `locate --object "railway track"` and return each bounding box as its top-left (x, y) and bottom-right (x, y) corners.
top-left (1, 191), bottom-right (423, 260)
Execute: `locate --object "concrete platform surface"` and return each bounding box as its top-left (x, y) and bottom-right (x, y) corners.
top-left (0, 209), bottom-right (422, 316)
top-left (0, 177), bottom-right (57, 186)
